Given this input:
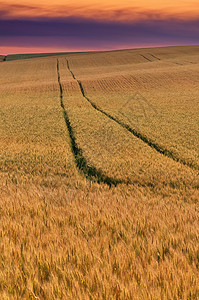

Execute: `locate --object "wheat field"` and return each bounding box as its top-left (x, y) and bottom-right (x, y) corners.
top-left (0, 46), bottom-right (198, 299)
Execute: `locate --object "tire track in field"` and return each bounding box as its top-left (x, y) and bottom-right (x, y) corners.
top-left (66, 59), bottom-right (198, 171)
top-left (140, 54), bottom-right (152, 62)
top-left (57, 59), bottom-right (126, 187)
top-left (173, 62), bottom-right (184, 66)
top-left (148, 53), bottom-right (190, 66)
top-left (146, 54), bottom-right (185, 66)
top-left (148, 53), bottom-right (161, 61)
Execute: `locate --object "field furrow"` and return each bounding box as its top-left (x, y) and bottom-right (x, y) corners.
top-left (148, 53), bottom-right (161, 60)
top-left (67, 48), bottom-right (199, 169)
top-left (57, 59), bottom-right (124, 186)
top-left (0, 57), bottom-right (79, 186)
top-left (140, 54), bottom-right (152, 62)
top-left (66, 59), bottom-right (198, 171)
top-left (54, 57), bottom-right (198, 191)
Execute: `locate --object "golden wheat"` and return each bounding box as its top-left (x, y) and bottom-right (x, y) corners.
top-left (0, 46), bottom-right (198, 299)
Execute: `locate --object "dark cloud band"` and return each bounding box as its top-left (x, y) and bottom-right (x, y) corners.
top-left (0, 17), bottom-right (199, 50)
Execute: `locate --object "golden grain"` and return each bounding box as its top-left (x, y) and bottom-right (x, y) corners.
top-left (0, 46), bottom-right (198, 299)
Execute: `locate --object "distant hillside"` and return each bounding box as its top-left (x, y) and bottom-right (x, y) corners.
top-left (0, 55), bottom-right (6, 62)
top-left (4, 45), bottom-right (199, 62)
top-left (6, 52), bottom-right (85, 61)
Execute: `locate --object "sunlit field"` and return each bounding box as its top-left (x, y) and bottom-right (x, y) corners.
top-left (0, 46), bottom-right (198, 299)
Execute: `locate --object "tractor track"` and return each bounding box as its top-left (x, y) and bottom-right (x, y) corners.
top-left (148, 53), bottom-right (161, 61)
top-left (66, 59), bottom-right (198, 171)
top-left (140, 54), bottom-right (152, 62)
top-left (57, 59), bottom-right (127, 187)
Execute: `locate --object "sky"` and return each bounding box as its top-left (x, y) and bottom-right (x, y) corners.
top-left (0, 0), bottom-right (199, 54)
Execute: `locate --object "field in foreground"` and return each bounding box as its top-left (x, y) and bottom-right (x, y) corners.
top-left (0, 46), bottom-right (198, 299)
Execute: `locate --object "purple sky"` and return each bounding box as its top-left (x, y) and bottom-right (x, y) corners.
top-left (0, 17), bottom-right (199, 54)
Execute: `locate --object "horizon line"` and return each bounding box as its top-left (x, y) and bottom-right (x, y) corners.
top-left (1, 44), bottom-right (199, 57)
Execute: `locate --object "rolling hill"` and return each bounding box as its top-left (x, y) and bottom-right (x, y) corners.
top-left (0, 45), bottom-right (198, 299)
